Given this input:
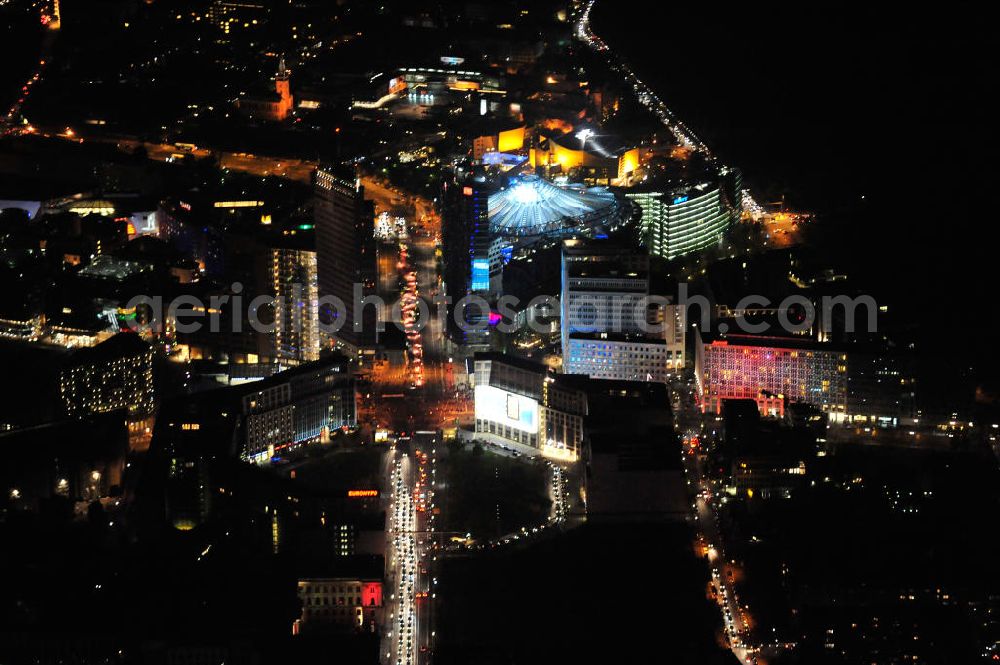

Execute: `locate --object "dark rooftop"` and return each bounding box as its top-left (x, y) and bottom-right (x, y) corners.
top-left (64, 332), bottom-right (150, 368)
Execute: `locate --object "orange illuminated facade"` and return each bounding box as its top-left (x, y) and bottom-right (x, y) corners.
top-left (530, 134), bottom-right (637, 184)
top-left (497, 125), bottom-right (525, 152)
top-left (238, 57), bottom-right (293, 122)
top-left (617, 148), bottom-right (639, 180)
top-left (473, 125), bottom-right (526, 161)
top-left (449, 79), bottom-right (480, 91)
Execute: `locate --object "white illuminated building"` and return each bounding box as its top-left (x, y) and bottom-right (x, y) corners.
top-left (271, 244), bottom-right (320, 365)
top-left (560, 239), bottom-right (685, 384)
top-left (472, 353), bottom-right (586, 462)
top-left (488, 175), bottom-right (619, 238)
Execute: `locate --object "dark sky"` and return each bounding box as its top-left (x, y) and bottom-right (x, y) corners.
top-left (594, 1), bottom-right (999, 391)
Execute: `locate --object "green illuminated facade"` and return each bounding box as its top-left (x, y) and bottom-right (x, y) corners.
top-left (627, 170), bottom-right (742, 260)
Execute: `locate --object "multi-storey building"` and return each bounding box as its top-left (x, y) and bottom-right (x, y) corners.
top-left (561, 239), bottom-right (684, 383)
top-left (60, 333), bottom-right (154, 418)
top-left (845, 348), bottom-right (917, 426)
top-left (314, 166), bottom-right (376, 354)
top-left (564, 335), bottom-right (683, 383)
top-left (443, 172), bottom-right (496, 298)
top-left (627, 169), bottom-right (742, 260)
top-left (472, 352), bottom-right (586, 461)
top-left (270, 233), bottom-right (319, 365)
top-left (293, 558), bottom-right (384, 635)
top-left (156, 199), bottom-right (225, 278)
top-left (241, 356), bottom-right (356, 462)
top-left (204, 0), bottom-right (268, 40)
top-left (695, 329), bottom-right (848, 421)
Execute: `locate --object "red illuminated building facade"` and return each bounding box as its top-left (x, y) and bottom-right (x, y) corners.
top-left (695, 330), bottom-right (848, 421)
top-left (293, 577), bottom-right (383, 634)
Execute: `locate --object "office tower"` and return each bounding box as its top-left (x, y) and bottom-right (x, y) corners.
top-left (561, 239), bottom-right (683, 383)
top-left (314, 166), bottom-right (376, 354)
top-left (626, 169), bottom-right (742, 260)
top-left (271, 235), bottom-right (320, 365)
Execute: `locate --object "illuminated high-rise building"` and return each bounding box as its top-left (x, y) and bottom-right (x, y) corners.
top-left (561, 239), bottom-right (684, 383)
top-left (314, 166), bottom-right (376, 354)
top-left (627, 169), bottom-right (742, 260)
top-left (271, 234), bottom-right (319, 365)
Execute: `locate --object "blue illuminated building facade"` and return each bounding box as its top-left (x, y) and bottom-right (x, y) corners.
top-left (560, 239), bottom-right (685, 384)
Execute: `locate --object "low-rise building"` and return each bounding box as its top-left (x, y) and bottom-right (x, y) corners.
top-left (293, 556), bottom-right (384, 635)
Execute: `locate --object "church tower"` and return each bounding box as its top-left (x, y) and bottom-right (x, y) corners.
top-left (275, 56), bottom-right (293, 119)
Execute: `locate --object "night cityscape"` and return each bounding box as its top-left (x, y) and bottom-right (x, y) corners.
top-left (0, 1), bottom-right (997, 664)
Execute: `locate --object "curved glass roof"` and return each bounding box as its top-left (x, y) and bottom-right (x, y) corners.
top-left (488, 176), bottom-right (618, 237)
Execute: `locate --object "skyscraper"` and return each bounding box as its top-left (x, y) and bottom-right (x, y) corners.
top-left (626, 168), bottom-right (743, 260)
top-left (561, 238), bottom-right (684, 383)
top-left (271, 233), bottom-right (319, 365)
top-left (314, 166), bottom-right (376, 354)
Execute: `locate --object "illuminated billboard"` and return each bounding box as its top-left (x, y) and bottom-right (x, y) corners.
top-left (475, 385), bottom-right (538, 434)
top-left (471, 259), bottom-right (490, 291)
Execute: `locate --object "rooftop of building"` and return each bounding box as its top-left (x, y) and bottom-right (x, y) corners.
top-left (699, 322), bottom-right (838, 352)
top-left (561, 237), bottom-right (649, 280)
top-left (565, 331), bottom-right (667, 345)
top-left (473, 350), bottom-right (550, 376)
top-left (488, 175), bottom-right (618, 237)
top-left (246, 353), bottom-right (352, 391)
top-left (720, 398), bottom-right (817, 458)
top-left (64, 332), bottom-right (150, 369)
top-left (587, 424), bottom-right (681, 470)
top-left (152, 388), bottom-right (245, 458)
top-left (78, 254), bottom-right (154, 281)
top-left (573, 376), bottom-right (677, 460)
top-left (295, 554), bottom-right (384, 582)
